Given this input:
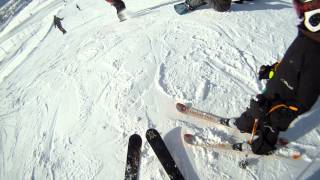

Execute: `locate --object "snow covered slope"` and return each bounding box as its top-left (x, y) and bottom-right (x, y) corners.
top-left (0, 0), bottom-right (33, 31)
top-left (0, 0), bottom-right (319, 179)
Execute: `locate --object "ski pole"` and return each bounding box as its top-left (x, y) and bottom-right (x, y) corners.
top-left (248, 119), bottom-right (258, 144)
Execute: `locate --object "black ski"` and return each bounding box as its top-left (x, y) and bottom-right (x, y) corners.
top-left (124, 134), bottom-right (142, 180)
top-left (146, 129), bottom-right (185, 180)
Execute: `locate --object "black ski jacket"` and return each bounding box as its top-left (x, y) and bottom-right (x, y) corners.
top-left (237, 27), bottom-right (320, 155)
top-left (264, 27), bottom-right (320, 114)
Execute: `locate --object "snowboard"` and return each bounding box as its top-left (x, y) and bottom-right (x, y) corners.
top-left (124, 134), bottom-right (142, 180)
top-left (146, 129), bottom-right (185, 180)
top-left (183, 133), bottom-right (302, 160)
top-left (174, 1), bottom-right (207, 15)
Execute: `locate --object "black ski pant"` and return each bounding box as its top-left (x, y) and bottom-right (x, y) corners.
top-left (57, 25), bottom-right (67, 34)
top-left (235, 111), bottom-right (278, 155)
top-left (110, 0), bottom-right (126, 13)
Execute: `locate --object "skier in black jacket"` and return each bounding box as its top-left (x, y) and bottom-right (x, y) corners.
top-left (53, 15), bottom-right (67, 34)
top-left (221, 0), bottom-right (320, 155)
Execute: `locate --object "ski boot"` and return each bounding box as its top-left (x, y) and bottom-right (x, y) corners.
top-left (185, 0), bottom-right (207, 10)
top-left (117, 9), bottom-right (127, 22)
top-left (111, 0), bottom-right (127, 21)
top-left (232, 142), bottom-right (251, 152)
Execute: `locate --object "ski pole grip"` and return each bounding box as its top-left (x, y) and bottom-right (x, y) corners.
top-left (248, 119), bottom-right (259, 144)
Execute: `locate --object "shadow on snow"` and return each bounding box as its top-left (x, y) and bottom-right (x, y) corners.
top-left (164, 127), bottom-right (200, 180)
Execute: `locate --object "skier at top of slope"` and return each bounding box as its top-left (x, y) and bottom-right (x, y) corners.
top-left (105, 0), bottom-right (127, 21)
top-left (53, 15), bottom-right (67, 34)
top-left (221, 0), bottom-right (320, 155)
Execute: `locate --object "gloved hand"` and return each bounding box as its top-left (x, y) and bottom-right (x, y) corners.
top-left (258, 62), bottom-right (279, 80)
top-left (247, 96), bottom-right (269, 121)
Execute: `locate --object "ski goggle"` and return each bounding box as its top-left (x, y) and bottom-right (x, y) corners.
top-left (304, 9), bottom-right (320, 32)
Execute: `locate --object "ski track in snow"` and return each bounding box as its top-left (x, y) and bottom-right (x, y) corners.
top-left (156, 19), bottom-right (260, 117)
top-left (0, 0), bottom-right (319, 179)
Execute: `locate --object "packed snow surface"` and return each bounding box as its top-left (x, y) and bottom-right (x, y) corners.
top-left (0, 0), bottom-right (319, 179)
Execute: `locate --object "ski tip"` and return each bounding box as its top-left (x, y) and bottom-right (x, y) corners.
top-left (129, 134), bottom-right (142, 145)
top-left (146, 128), bottom-right (157, 135)
top-left (183, 134), bottom-right (194, 143)
top-left (146, 128), bottom-right (160, 140)
top-left (292, 152), bottom-right (302, 160)
top-left (176, 103), bottom-right (188, 112)
top-left (130, 133), bottom-right (141, 138)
